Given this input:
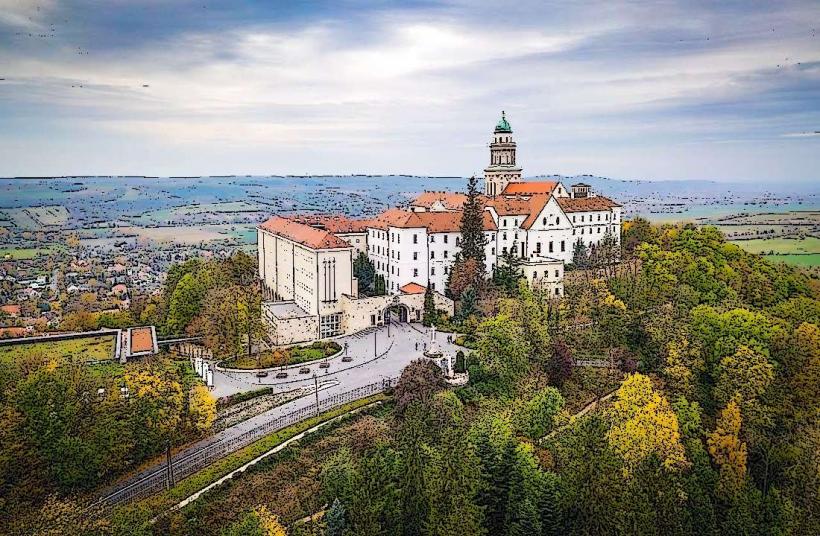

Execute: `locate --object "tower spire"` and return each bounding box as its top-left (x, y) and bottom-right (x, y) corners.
top-left (484, 111), bottom-right (521, 196)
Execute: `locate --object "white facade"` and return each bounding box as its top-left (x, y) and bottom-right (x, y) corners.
top-left (257, 114), bottom-right (623, 343)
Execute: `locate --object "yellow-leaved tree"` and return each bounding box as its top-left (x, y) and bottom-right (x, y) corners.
top-left (707, 396), bottom-right (747, 499)
top-left (255, 505), bottom-right (287, 536)
top-left (188, 384), bottom-right (216, 433)
top-left (607, 373), bottom-right (687, 474)
top-left (124, 369), bottom-right (184, 438)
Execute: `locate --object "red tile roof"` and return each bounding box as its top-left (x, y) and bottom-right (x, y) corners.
top-left (556, 196), bottom-right (621, 212)
top-left (486, 197), bottom-right (533, 216)
top-left (259, 215), bottom-right (352, 250)
top-left (410, 191), bottom-right (473, 210)
top-left (0, 327), bottom-right (27, 338)
top-left (0, 304), bottom-right (21, 317)
top-left (288, 214), bottom-right (369, 234)
top-left (399, 282), bottom-right (427, 294)
top-left (130, 327), bottom-right (155, 354)
top-left (368, 208), bottom-right (496, 232)
top-left (485, 193), bottom-right (553, 230)
top-left (501, 181), bottom-right (558, 195)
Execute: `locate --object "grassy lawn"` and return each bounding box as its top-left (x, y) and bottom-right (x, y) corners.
top-left (0, 334), bottom-right (116, 365)
top-left (0, 245), bottom-right (63, 260)
top-left (226, 341), bottom-right (341, 369)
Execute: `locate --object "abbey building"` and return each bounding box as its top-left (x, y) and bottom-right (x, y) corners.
top-left (257, 112), bottom-right (622, 344)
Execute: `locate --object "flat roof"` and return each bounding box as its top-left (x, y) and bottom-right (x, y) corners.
top-left (264, 301), bottom-right (313, 319)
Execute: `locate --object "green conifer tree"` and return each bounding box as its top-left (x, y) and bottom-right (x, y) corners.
top-left (325, 498), bottom-right (346, 536)
top-left (423, 283), bottom-right (436, 327)
top-left (459, 175), bottom-right (487, 268)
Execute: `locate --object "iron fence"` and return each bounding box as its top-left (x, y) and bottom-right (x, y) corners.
top-left (96, 377), bottom-right (398, 507)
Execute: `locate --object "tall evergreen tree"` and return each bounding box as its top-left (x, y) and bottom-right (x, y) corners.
top-left (458, 285), bottom-right (479, 322)
top-left (399, 404), bottom-right (430, 536)
top-left (423, 284), bottom-right (436, 327)
top-left (571, 238), bottom-right (589, 270)
top-left (325, 498), bottom-right (346, 536)
top-left (459, 175), bottom-right (487, 269)
top-left (492, 247), bottom-right (523, 295)
top-left (353, 251), bottom-right (376, 296)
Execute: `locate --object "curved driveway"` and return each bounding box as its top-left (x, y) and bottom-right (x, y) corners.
top-left (100, 322), bottom-right (464, 502)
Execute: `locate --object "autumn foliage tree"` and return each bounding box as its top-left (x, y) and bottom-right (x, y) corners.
top-left (707, 397), bottom-right (748, 499)
top-left (607, 373), bottom-right (687, 474)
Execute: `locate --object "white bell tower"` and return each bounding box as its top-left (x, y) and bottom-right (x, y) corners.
top-left (484, 111), bottom-right (522, 196)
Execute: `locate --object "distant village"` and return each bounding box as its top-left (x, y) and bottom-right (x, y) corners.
top-left (0, 231), bottom-right (241, 337)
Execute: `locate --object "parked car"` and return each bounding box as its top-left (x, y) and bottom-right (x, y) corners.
top-left (299, 367), bottom-right (310, 374)
top-left (255, 371), bottom-right (268, 378)
top-left (341, 356), bottom-right (353, 362)
top-left (275, 372), bottom-right (288, 379)
top-left (319, 362), bottom-right (330, 369)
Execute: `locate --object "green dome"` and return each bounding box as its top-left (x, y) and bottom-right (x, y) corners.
top-left (494, 111), bottom-right (512, 133)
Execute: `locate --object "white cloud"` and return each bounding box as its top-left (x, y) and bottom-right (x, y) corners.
top-left (0, 1), bottom-right (819, 178)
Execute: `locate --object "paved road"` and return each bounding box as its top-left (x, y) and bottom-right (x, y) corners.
top-left (99, 322), bottom-right (463, 502)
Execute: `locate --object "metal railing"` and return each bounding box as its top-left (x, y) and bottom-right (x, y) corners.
top-left (96, 377), bottom-right (398, 507)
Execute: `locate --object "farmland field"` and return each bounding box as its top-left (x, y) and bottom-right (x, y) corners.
top-left (762, 254), bottom-right (820, 267)
top-left (730, 236), bottom-right (820, 255)
top-left (0, 245), bottom-right (64, 260)
top-left (730, 236), bottom-right (820, 267)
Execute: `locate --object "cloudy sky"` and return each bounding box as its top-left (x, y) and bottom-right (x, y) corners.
top-left (0, 0), bottom-right (818, 181)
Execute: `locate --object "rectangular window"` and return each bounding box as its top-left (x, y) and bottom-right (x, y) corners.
top-left (320, 313), bottom-right (342, 338)
top-left (413, 268), bottom-right (418, 277)
top-left (444, 235), bottom-right (448, 244)
top-left (430, 235), bottom-right (435, 243)
top-left (561, 240), bottom-right (565, 252)
top-left (431, 282), bottom-right (436, 290)
top-left (555, 269), bottom-right (559, 277)
top-left (431, 251), bottom-right (435, 259)
top-left (413, 234), bottom-right (418, 244)
top-left (455, 237), bottom-right (460, 246)
top-left (413, 252), bottom-right (418, 260)
top-left (536, 242), bottom-right (541, 253)
top-left (549, 241), bottom-right (553, 253)
top-left (444, 251), bottom-right (448, 259)
top-left (431, 267), bottom-right (436, 276)
top-left (503, 232), bottom-right (507, 240)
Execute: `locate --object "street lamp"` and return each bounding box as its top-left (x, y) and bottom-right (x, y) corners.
top-left (313, 373), bottom-right (319, 416)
